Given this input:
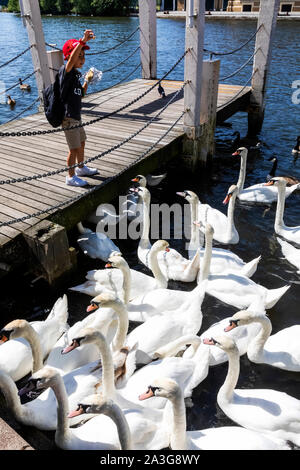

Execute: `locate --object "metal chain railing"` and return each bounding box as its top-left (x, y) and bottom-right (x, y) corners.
top-left (0, 109), bottom-right (185, 228)
top-left (4, 97), bottom-right (40, 125)
top-left (102, 46), bottom-right (140, 73)
top-left (0, 70), bottom-right (37, 96)
top-left (0, 45), bottom-right (34, 69)
top-left (204, 24), bottom-right (262, 58)
top-left (0, 81), bottom-right (186, 186)
top-left (111, 62), bottom-right (141, 87)
top-left (0, 49), bottom-right (189, 138)
top-left (217, 71), bottom-right (255, 110)
top-left (86, 26), bottom-right (140, 55)
top-left (219, 50), bottom-right (256, 81)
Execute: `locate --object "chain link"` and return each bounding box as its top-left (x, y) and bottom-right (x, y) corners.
top-left (204, 24), bottom-right (262, 57)
top-left (0, 49), bottom-right (189, 138)
top-left (217, 72), bottom-right (254, 110)
top-left (0, 82), bottom-right (186, 186)
top-left (0, 110), bottom-right (185, 228)
top-left (102, 46), bottom-right (140, 73)
top-left (219, 51), bottom-right (256, 81)
top-left (0, 45), bottom-right (34, 69)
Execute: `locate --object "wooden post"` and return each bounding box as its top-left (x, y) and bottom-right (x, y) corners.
top-left (183, 0), bottom-right (205, 170)
top-left (139, 0), bottom-right (157, 79)
top-left (21, 0), bottom-right (51, 103)
top-left (47, 50), bottom-right (64, 83)
top-left (248, 0), bottom-right (280, 136)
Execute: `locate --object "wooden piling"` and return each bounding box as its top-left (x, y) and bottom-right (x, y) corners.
top-left (47, 50), bottom-right (64, 84)
top-left (248, 0), bottom-right (280, 136)
top-left (139, 0), bottom-right (157, 79)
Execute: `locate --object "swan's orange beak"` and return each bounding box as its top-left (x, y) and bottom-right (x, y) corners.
top-left (139, 387), bottom-right (154, 401)
top-left (105, 262), bottom-right (112, 268)
top-left (131, 177), bottom-right (139, 182)
top-left (223, 194), bottom-right (231, 204)
top-left (224, 323), bottom-right (235, 332)
top-left (232, 151), bottom-right (240, 156)
top-left (264, 181), bottom-right (274, 186)
top-left (68, 406), bottom-right (85, 419)
top-left (203, 338), bottom-right (215, 346)
top-left (0, 334), bottom-right (9, 345)
top-left (86, 302), bottom-right (99, 313)
top-left (61, 339), bottom-right (80, 355)
top-left (165, 247), bottom-right (170, 252)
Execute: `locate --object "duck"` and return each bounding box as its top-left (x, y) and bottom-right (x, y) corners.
top-left (177, 190), bottom-right (261, 276)
top-left (0, 296), bottom-right (68, 381)
top-left (292, 136), bottom-right (300, 154)
top-left (69, 240), bottom-right (170, 300)
top-left (197, 223), bottom-right (290, 310)
top-left (233, 147), bottom-right (299, 203)
top-left (276, 237), bottom-right (300, 273)
top-left (224, 309), bottom-right (300, 371)
top-left (266, 156), bottom-right (299, 186)
top-left (231, 131), bottom-right (261, 151)
top-left (7, 95), bottom-right (16, 107)
top-left (19, 78), bottom-right (31, 91)
top-left (76, 221), bottom-right (120, 262)
top-left (85, 281), bottom-right (206, 359)
top-left (136, 186), bottom-right (200, 282)
top-left (138, 377), bottom-right (289, 450)
top-left (194, 185), bottom-right (239, 245)
top-left (267, 177), bottom-right (300, 244)
top-left (0, 328), bottom-right (130, 431)
top-left (20, 366), bottom-right (132, 450)
top-left (202, 335), bottom-right (300, 447)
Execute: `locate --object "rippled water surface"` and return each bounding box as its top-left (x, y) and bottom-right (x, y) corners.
top-left (0, 12), bottom-right (300, 450)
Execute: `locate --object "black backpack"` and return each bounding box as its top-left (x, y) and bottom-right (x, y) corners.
top-left (43, 72), bottom-right (65, 128)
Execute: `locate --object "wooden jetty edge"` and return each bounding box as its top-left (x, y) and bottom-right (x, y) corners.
top-left (0, 0), bottom-right (279, 285)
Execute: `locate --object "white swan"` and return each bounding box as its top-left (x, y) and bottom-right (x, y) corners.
top-left (139, 377), bottom-right (289, 450)
top-left (76, 222), bottom-right (120, 261)
top-left (195, 185), bottom-right (239, 245)
top-left (178, 190), bottom-right (261, 276)
top-left (224, 309), bottom-right (300, 371)
top-left (268, 177), bottom-right (300, 244)
top-left (203, 335), bottom-right (300, 447)
top-left (30, 329), bottom-right (170, 450)
top-left (70, 240), bottom-right (169, 299)
top-left (0, 296), bottom-right (68, 381)
top-left (86, 283), bottom-right (205, 358)
top-left (20, 366), bottom-right (132, 450)
top-left (233, 147), bottom-right (300, 203)
top-left (198, 223), bottom-right (290, 309)
top-left (0, 330), bottom-right (129, 431)
top-left (277, 237), bottom-right (300, 273)
top-left (137, 186), bottom-right (200, 282)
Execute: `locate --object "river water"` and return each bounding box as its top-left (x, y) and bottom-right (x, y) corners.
top-left (0, 12), bottom-right (300, 451)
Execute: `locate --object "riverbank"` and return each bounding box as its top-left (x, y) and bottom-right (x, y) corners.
top-left (156, 11), bottom-right (300, 20)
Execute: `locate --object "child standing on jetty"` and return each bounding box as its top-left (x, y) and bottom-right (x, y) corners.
top-left (60, 29), bottom-right (98, 187)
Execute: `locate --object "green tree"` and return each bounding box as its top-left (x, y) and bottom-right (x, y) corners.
top-left (40, 0), bottom-right (58, 14)
top-left (56, 0), bottom-right (72, 14)
top-left (72, 0), bottom-right (92, 15)
top-left (7, 0), bottom-right (20, 12)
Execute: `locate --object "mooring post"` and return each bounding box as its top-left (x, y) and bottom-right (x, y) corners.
top-left (21, 0), bottom-right (51, 103)
top-left (248, 0), bottom-right (280, 136)
top-left (47, 50), bottom-right (64, 83)
top-left (139, 0), bottom-right (157, 79)
top-left (183, 0), bottom-right (206, 170)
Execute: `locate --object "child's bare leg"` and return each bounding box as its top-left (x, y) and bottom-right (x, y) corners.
top-left (67, 148), bottom-right (79, 177)
top-left (77, 141), bottom-right (85, 168)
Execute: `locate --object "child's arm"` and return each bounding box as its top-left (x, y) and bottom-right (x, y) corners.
top-left (66, 29), bottom-right (94, 73)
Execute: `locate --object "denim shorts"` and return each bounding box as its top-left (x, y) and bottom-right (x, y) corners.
top-left (62, 117), bottom-right (87, 150)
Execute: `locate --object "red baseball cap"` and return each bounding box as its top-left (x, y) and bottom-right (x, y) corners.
top-left (62, 39), bottom-right (90, 60)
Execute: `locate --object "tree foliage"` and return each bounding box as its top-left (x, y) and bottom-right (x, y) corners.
top-left (6, 0), bottom-right (130, 15)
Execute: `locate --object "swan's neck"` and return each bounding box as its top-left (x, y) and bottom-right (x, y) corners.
top-left (168, 389), bottom-right (188, 450)
top-left (111, 301), bottom-right (129, 353)
top-left (23, 325), bottom-right (43, 373)
top-left (189, 199), bottom-right (200, 248)
top-left (247, 316), bottom-right (272, 361)
top-left (226, 193), bottom-right (237, 235)
top-left (93, 336), bottom-right (116, 399)
top-left (119, 264), bottom-right (131, 305)
top-left (218, 348), bottom-right (240, 404)
top-left (149, 248), bottom-right (168, 288)
top-left (275, 183), bottom-right (286, 229)
top-left (237, 154), bottom-right (247, 193)
top-left (52, 375), bottom-right (73, 444)
top-left (100, 401), bottom-right (132, 450)
top-left (0, 373), bottom-right (24, 420)
top-left (199, 232), bottom-right (212, 282)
